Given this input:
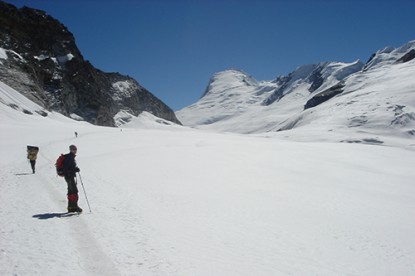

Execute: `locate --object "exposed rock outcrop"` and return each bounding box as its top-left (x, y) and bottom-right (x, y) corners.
top-left (0, 1), bottom-right (181, 126)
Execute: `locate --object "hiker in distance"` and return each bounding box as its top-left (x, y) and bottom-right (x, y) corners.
top-left (63, 145), bottom-right (82, 213)
top-left (27, 145), bottom-right (39, 174)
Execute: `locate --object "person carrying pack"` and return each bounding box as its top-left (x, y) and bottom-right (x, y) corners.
top-left (27, 146), bottom-right (39, 174)
top-left (62, 145), bottom-right (82, 213)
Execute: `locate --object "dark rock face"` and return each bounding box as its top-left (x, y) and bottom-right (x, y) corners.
top-left (261, 75), bottom-right (291, 106)
top-left (396, 49), bottom-right (415, 63)
top-left (262, 64), bottom-right (325, 106)
top-left (304, 81), bottom-right (345, 110)
top-left (308, 65), bottom-right (324, 93)
top-left (0, 1), bottom-right (181, 126)
top-left (362, 53), bottom-right (376, 71)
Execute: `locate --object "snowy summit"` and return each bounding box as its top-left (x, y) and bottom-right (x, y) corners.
top-left (177, 41), bottom-right (415, 149)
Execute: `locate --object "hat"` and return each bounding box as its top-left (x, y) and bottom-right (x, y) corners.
top-left (69, 145), bottom-right (77, 150)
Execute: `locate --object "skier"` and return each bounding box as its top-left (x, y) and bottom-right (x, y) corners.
top-left (63, 145), bottom-right (82, 213)
top-left (27, 146), bottom-right (39, 174)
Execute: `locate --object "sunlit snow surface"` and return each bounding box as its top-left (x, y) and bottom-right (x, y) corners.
top-left (1, 78), bottom-right (415, 275)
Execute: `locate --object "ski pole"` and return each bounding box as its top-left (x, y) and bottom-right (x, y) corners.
top-left (77, 172), bottom-right (92, 213)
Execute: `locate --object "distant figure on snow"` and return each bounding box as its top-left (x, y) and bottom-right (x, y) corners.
top-left (27, 145), bottom-right (39, 174)
top-left (63, 145), bottom-right (82, 213)
top-left (75, 131), bottom-right (78, 138)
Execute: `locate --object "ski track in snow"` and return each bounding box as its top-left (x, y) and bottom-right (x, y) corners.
top-left (1, 148), bottom-right (121, 276)
top-left (0, 126), bottom-right (180, 275)
top-left (2, 125), bottom-right (415, 275)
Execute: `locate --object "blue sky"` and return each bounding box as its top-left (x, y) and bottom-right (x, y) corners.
top-left (5, 0), bottom-right (415, 111)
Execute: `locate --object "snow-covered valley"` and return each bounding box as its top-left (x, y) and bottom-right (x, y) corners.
top-left (1, 79), bottom-right (415, 275)
top-left (1, 1), bottom-right (415, 274)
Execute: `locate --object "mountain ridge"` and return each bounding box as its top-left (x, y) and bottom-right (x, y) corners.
top-left (0, 1), bottom-right (181, 126)
top-left (176, 40), bottom-right (415, 143)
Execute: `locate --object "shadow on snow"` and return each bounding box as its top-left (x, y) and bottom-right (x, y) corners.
top-left (32, 212), bottom-right (79, 219)
top-left (15, 172), bottom-right (33, 176)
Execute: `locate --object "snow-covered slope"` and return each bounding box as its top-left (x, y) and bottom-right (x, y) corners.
top-left (176, 41), bottom-right (415, 146)
top-left (363, 40), bottom-right (415, 70)
top-left (1, 79), bottom-right (415, 275)
top-left (176, 69), bottom-right (273, 126)
top-left (277, 58), bottom-right (415, 139)
top-left (176, 60), bottom-right (364, 129)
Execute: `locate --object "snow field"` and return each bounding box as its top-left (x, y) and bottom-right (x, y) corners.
top-left (1, 114), bottom-right (415, 275)
top-left (1, 79), bottom-right (415, 275)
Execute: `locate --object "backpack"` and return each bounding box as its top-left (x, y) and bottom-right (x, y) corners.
top-left (55, 154), bottom-right (65, 177)
top-left (27, 145), bottom-right (39, 160)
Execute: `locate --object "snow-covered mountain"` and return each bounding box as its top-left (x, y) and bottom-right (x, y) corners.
top-left (177, 41), bottom-right (415, 147)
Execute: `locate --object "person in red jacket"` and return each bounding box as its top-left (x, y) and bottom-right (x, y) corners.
top-left (63, 145), bottom-right (82, 213)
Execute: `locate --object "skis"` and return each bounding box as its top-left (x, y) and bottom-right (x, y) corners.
top-left (60, 212), bottom-right (81, 218)
top-left (61, 211), bottom-right (82, 217)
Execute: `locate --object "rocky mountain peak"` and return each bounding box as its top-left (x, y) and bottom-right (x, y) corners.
top-left (262, 60), bottom-right (363, 106)
top-left (0, 1), bottom-right (181, 126)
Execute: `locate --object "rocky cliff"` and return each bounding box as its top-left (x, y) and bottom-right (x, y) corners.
top-left (0, 1), bottom-right (181, 126)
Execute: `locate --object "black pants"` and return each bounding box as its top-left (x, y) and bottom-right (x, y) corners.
top-left (30, 160), bottom-right (36, 173)
top-left (65, 175), bottom-right (78, 195)
top-left (65, 175), bottom-right (79, 209)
